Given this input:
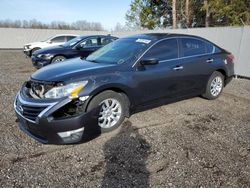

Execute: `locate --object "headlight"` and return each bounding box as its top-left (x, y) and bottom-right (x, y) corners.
top-left (37, 54), bottom-right (53, 59)
top-left (44, 81), bottom-right (88, 99)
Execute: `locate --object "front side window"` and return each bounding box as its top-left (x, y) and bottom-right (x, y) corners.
top-left (79, 38), bottom-right (98, 48)
top-left (51, 36), bottom-right (66, 43)
top-left (143, 38), bottom-right (178, 61)
top-left (180, 38), bottom-right (206, 57)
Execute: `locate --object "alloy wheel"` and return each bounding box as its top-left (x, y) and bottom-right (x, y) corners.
top-left (98, 98), bottom-right (122, 128)
top-left (210, 76), bottom-right (223, 97)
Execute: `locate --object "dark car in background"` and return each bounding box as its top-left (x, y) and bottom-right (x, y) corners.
top-left (14, 33), bottom-right (234, 144)
top-left (31, 34), bottom-right (118, 68)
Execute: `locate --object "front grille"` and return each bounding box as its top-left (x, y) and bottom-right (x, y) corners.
top-left (22, 105), bottom-right (47, 122)
top-left (16, 97), bottom-right (48, 122)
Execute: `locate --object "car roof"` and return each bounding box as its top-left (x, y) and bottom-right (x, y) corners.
top-left (54, 34), bottom-right (79, 37)
top-left (125, 33), bottom-right (206, 42)
top-left (77, 34), bottom-right (117, 39)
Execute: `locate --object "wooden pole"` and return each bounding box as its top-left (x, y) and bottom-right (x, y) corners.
top-left (185, 0), bottom-right (190, 26)
top-left (204, 0), bottom-right (209, 27)
top-left (172, 0), bottom-right (177, 29)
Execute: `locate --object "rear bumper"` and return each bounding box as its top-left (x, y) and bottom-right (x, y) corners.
top-left (14, 92), bottom-right (96, 144)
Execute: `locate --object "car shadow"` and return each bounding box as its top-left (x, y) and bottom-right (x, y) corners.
top-left (131, 93), bottom-right (200, 115)
top-left (100, 120), bottom-right (151, 187)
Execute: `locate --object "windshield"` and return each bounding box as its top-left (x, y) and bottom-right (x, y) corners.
top-left (62, 37), bottom-right (83, 47)
top-left (86, 38), bottom-right (151, 64)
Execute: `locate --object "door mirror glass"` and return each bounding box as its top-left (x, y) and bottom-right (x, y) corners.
top-left (140, 59), bottom-right (159, 65)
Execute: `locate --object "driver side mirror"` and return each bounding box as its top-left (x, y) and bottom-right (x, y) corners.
top-left (47, 40), bottom-right (52, 44)
top-left (140, 59), bottom-right (159, 65)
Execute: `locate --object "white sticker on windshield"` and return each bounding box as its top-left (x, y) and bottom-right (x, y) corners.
top-left (136, 39), bottom-right (151, 44)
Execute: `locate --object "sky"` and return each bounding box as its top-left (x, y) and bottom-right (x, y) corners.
top-left (0, 0), bottom-right (132, 30)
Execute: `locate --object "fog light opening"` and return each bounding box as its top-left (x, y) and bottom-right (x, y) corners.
top-left (57, 127), bottom-right (84, 138)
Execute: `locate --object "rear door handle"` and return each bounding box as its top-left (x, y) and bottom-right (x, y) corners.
top-left (206, 58), bottom-right (214, 63)
top-left (173, 66), bottom-right (184, 70)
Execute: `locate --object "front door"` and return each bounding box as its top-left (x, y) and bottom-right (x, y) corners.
top-left (132, 38), bottom-right (188, 105)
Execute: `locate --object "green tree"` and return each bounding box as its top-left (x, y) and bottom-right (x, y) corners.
top-left (126, 0), bottom-right (172, 29)
top-left (125, 0), bottom-right (250, 29)
top-left (203, 0), bottom-right (250, 26)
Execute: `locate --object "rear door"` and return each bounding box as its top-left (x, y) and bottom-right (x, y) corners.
top-left (178, 37), bottom-right (216, 93)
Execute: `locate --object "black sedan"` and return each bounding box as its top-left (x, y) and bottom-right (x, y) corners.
top-left (15, 33), bottom-right (234, 144)
top-left (31, 35), bottom-right (118, 69)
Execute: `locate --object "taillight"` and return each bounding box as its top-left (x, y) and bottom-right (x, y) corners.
top-left (226, 53), bottom-right (234, 63)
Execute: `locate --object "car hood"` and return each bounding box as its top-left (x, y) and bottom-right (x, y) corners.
top-left (33, 45), bottom-right (67, 55)
top-left (24, 41), bottom-right (43, 46)
top-left (31, 58), bottom-right (117, 82)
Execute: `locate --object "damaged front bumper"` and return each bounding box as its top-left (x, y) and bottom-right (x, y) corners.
top-left (14, 91), bottom-right (96, 144)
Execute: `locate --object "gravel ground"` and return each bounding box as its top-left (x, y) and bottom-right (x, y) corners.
top-left (0, 50), bottom-right (249, 187)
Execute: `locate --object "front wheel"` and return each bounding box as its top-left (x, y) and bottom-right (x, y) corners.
top-left (87, 90), bottom-right (128, 133)
top-left (202, 71), bottom-right (225, 100)
top-left (51, 55), bottom-right (66, 63)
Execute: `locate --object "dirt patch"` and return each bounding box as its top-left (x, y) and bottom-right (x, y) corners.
top-left (0, 50), bottom-right (249, 187)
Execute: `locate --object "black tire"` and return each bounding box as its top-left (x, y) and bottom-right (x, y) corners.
top-left (51, 55), bottom-right (66, 63)
top-left (202, 71), bottom-right (225, 100)
top-left (31, 48), bottom-right (40, 55)
top-left (87, 90), bottom-right (128, 133)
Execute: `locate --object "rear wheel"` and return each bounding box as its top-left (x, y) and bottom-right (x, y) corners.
top-left (51, 55), bottom-right (66, 63)
top-left (202, 71), bottom-right (224, 100)
top-left (87, 90), bottom-right (128, 132)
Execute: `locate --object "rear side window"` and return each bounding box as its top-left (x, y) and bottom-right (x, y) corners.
top-left (66, 36), bottom-right (76, 41)
top-left (206, 42), bottom-right (214, 53)
top-left (101, 37), bottom-right (115, 45)
top-left (206, 42), bottom-right (221, 53)
top-left (51, 36), bottom-right (66, 43)
top-left (143, 38), bottom-right (178, 61)
top-left (180, 38), bottom-right (206, 57)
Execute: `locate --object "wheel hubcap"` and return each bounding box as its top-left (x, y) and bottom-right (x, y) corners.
top-left (55, 58), bottom-right (64, 62)
top-left (98, 98), bottom-right (122, 128)
top-left (210, 76), bottom-right (223, 96)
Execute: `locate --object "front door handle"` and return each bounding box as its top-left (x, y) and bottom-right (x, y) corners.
top-left (206, 58), bottom-right (214, 63)
top-left (173, 66), bottom-right (184, 70)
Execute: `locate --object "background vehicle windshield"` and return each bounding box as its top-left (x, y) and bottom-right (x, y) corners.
top-left (86, 38), bottom-right (151, 64)
top-left (62, 37), bottom-right (83, 47)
